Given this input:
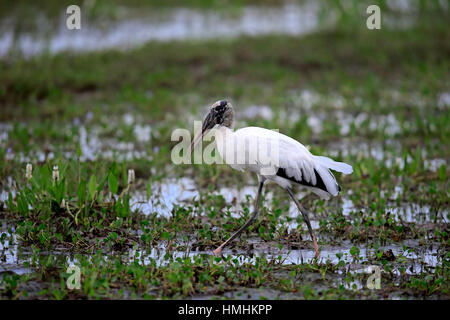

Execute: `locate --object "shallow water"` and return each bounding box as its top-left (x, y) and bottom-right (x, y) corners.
top-left (130, 177), bottom-right (199, 218)
top-left (129, 176), bottom-right (449, 223)
top-left (123, 238), bottom-right (441, 281)
top-left (1, 236), bottom-right (441, 278)
top-left (0, 2), bottom-right (322, 58)
top-left (2, 173), bottom-right (446, 229)
top-left (0, 211), bottom-right (444, 301)
top-left (1, 0), bottom-right (440, 59)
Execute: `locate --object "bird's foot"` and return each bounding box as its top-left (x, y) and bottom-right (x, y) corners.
top-left (213, 247), bottom-right (223, 255)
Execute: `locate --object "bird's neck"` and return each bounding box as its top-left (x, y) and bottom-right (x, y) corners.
top-left (216, 125), bottom-right (233, 134)
top-left (214, 125), bottom-right (234, 144)
top-left (214, 125), bottom-right (234, 164)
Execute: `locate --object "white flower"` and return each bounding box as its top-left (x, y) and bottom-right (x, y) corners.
top-left (52, 165), bottom-right (59, 182)
top-left (26, 163), bottom-right (32, 180)
top-left (127, 169), bottom-right (135, 185)
top-left (60, 199), bottom-right (66, 208)
top-left (134, 124), bottom-right (152, 142)
top-left (123, 113), bottom-right (134, 126)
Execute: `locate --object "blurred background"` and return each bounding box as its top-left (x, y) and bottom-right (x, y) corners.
top-left (1, 0), bottom-right (448, 186)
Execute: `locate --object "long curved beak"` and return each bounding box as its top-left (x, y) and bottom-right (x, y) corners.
top-left (189, 110), bottom-right (215, 153)
top-left (189, 129), bottom-right (204, 153)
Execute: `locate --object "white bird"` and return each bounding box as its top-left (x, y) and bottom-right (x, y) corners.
top-left (190, 100), bottom-right (353, 257)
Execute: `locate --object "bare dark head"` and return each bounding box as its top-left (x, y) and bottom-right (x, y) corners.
top-left (190, 99), bottom-right (234, 152)
top-left (203, 100), bottom-right (234, 130)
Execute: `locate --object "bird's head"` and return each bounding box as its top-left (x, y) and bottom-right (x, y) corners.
top-left (205, 99), bottom-right (234, 129)
top-left (190, 99), bottom-right (233, 152)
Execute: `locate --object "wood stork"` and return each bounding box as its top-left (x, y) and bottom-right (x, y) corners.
top-left (190, 100), bottom-right (353, 257)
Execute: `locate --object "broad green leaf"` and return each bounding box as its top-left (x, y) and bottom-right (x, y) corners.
top-left (88, 175), bottom-right (97, 200)
top-left (108, 171), bottom-right (118, 194)
top-left (76, 143), bottom-right (82, 158)
top-left (77, 180), bottom-right (87, 204)
top-left (438, 164), bottom-right (446, 181)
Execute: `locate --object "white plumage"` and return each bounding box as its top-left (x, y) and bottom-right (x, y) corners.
top-left (214, 125), bottom-right (353, 199)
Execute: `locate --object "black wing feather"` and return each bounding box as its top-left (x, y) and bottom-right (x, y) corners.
top-left (276, 167), bottom-right (341, 193)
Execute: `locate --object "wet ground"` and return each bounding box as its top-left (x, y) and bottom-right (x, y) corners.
top-left (0, 0), bottom-right (449, 299)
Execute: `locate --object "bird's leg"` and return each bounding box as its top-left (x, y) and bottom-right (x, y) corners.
top-left (286, 188), bottom-right (320, 258)
top-left (213, 180), bottom-right (265, 255)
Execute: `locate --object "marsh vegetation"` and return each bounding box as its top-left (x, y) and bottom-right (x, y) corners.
top-left (0, 0), bottom-right (449, 299)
